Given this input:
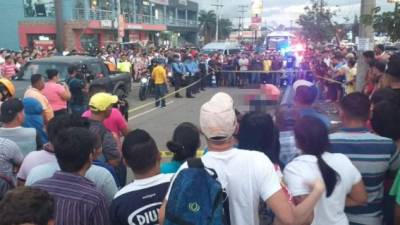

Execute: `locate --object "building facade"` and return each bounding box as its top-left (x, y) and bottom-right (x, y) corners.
top-left (0, 0), bottom-right (199, 50)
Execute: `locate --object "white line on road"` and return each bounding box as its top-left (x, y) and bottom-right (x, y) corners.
top-left (128, 101), bottom-right (175, 121)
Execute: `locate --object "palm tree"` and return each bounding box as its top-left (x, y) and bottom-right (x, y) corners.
top-left (198, 10), bottom-right (217, 44)
top-left (218, 18), bottom-right (233, 40)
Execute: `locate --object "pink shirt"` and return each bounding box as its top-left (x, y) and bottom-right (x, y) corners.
top-left (42, 82), bottom-right (67, 111)
top-left (1, 63), bottom-right (17, 79)
top-left (82, 108), bottom-right (128, 136)
top-left (17, 149), bottom-right (57, 181)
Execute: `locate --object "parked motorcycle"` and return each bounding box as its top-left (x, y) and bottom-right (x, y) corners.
top-left (139, 74), bottom-right (154, 101)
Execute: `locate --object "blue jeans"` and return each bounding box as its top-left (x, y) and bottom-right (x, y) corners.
top-left (155, 84), bottom-right (166, 107)
top-left (251, 72), bottom-right (260, 84)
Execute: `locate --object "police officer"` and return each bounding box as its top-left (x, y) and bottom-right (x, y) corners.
top-left (171, 54), bottom-right (184, 98)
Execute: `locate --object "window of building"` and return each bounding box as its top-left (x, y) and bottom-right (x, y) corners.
top-left (24, 0), bottom-right (55, 17)
top-left (80, 34), bottom-right (100, 51)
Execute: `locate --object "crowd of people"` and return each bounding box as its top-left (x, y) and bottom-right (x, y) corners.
top-left (0, 41), bottom-right (399, 225)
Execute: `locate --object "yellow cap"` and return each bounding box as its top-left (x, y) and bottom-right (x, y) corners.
top-left (0, 78), bottom-right (15, 97)
top-left (89, 92), bottom-right (118, 112)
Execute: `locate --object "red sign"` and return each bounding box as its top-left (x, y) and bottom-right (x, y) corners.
top-left (118, 16), bottom-right (125, 38)
top-left (251, 15), bottom-right (262, 24)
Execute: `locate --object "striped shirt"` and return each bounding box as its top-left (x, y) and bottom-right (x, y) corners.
top-left (329, 128), bottom-right (400, 225)
top-left (33, 171), bottom-right (110, 225)
top-left (0, 63), bottom-right (16, 79)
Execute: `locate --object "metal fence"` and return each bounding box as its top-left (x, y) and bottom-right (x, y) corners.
top-left (72, 8), bottom-right (198, 28)
top-left (73, 8), bottom-right (115, 21)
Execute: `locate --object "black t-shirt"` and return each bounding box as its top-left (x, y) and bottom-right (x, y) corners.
top-left (67, 77), bottom-right (85, 105)
top-left (110, 174), bottom-right (172, 225)
top-left (391, 88), bottom-right (400, 107)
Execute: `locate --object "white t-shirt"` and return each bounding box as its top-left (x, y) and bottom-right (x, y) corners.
top-left (238, 58), bottom-right (249, 71)
top-left (166, 148), bottom-right (281, 225)
top-left (283, 152), bottom-right (362, 225)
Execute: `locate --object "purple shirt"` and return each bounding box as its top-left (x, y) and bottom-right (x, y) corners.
top-left (33, 171), bottom-right (110, 225)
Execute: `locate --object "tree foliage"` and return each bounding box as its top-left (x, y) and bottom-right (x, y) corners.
top-left (297, 0), bottom-right (336, 43)
top-left (218, 18), bottom-right (233, 40)
top-left (361, 3), bottom-right (400, 42)
top-left (198, 10), bottom-right (217, 44)
top-left (198, 10), bottom-right (233, 43)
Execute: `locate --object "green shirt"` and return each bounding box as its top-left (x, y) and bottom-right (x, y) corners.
top-left (390, 169), bottom-right (400, 204)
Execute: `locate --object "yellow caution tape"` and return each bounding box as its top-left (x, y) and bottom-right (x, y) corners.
top-left (160, 150), bottom-right (205, 158)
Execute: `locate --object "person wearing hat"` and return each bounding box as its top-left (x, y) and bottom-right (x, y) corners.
top-left (171, 54), bottom-right (184, 98)
top-left (160, 92), bottom-right (325, 225)
top-left (88, 92), bottom-right (121, 165)
top-left (183, 55), bottom-right (197, 98)
top-left (0, 78), bottom-right (15, 105)
top-left (88, 92), bottom-right (123, 185)
top-left (0, 99), bottom-right (38, 156)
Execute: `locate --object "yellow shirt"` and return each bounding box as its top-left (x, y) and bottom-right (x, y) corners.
top-left (345, 67), bottom-right (357, 94)
top-left (117, 61), bottom-right (132, 73)
top-left (263, 60), bottom-right (272, 72)
top-left (152, 65), bottom-right (167, 85)
top-left (24, 87), bottom-right (54, 123)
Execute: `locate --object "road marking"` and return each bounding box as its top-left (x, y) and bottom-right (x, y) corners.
top-left (128, 101), bottom-right (174, 120)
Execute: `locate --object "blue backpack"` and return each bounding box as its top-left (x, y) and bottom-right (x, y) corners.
top-left (164, 158), bottom-right (230, 225)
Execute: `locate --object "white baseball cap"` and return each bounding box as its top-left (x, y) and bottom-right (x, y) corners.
top-left (293, 79), bottom-right (313, 92)
top-left (200, 92), bottom-right (237, 140)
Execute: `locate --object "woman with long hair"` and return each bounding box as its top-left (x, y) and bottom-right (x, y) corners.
top-left (284, 116), bottom-right (367, 225)
top-left (238, 112), bottom-right (328, 225)
top-left (161, 122), bottom-right (200, 174)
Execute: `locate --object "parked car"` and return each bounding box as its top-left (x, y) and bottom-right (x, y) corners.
top-left (15, 56), bottom-right (132, 98)
top-left (201, 42), bottom-right (242, 56)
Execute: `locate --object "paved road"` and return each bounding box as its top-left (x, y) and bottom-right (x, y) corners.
top-left (125, 86), bottom-right (258, 150)
top-left (125, 84), bottom-right (340, 151)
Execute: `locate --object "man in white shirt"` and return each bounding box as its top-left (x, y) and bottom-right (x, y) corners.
top-left (159, 92), bottom-right (324, 225)
top-left (238, 54), bottom-right (250, 87)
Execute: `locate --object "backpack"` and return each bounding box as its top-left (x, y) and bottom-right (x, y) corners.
top-left (164, 158), bottom-right (230, 225)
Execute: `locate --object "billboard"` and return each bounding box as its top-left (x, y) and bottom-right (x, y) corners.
top-left (251, 0), bottom-right (263, 31)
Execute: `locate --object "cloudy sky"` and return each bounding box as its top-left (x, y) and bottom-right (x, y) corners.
top-left (194, 0), bottom-right (396, 28)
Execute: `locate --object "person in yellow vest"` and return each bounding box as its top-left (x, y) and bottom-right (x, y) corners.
top-left (151, 60), bottom-right (168, 108)
top-left (117, 55), bottom-right (132, 74)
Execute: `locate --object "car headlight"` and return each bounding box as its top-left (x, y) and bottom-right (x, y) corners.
top-left (140, 77), bottom-right (148, 83)
top-left (168, 72), bottom-right (172, 77)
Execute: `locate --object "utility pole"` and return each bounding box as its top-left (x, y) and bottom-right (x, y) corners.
top-left (116, 0), bottom-right (123, 43)
top-left (356, 0), bottom-right (376, 91)
top-left (212, 0), bottom-right (224, 41)
top-left (54, 0), bottom-right (64, 52)
top-left (237, 5), bottom-right (247, 41)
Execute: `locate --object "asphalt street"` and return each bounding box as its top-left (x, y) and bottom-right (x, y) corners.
top-left (126, 84), bottom-right (340, 153)
top-left (126, 85), bottom-right (258, 151)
